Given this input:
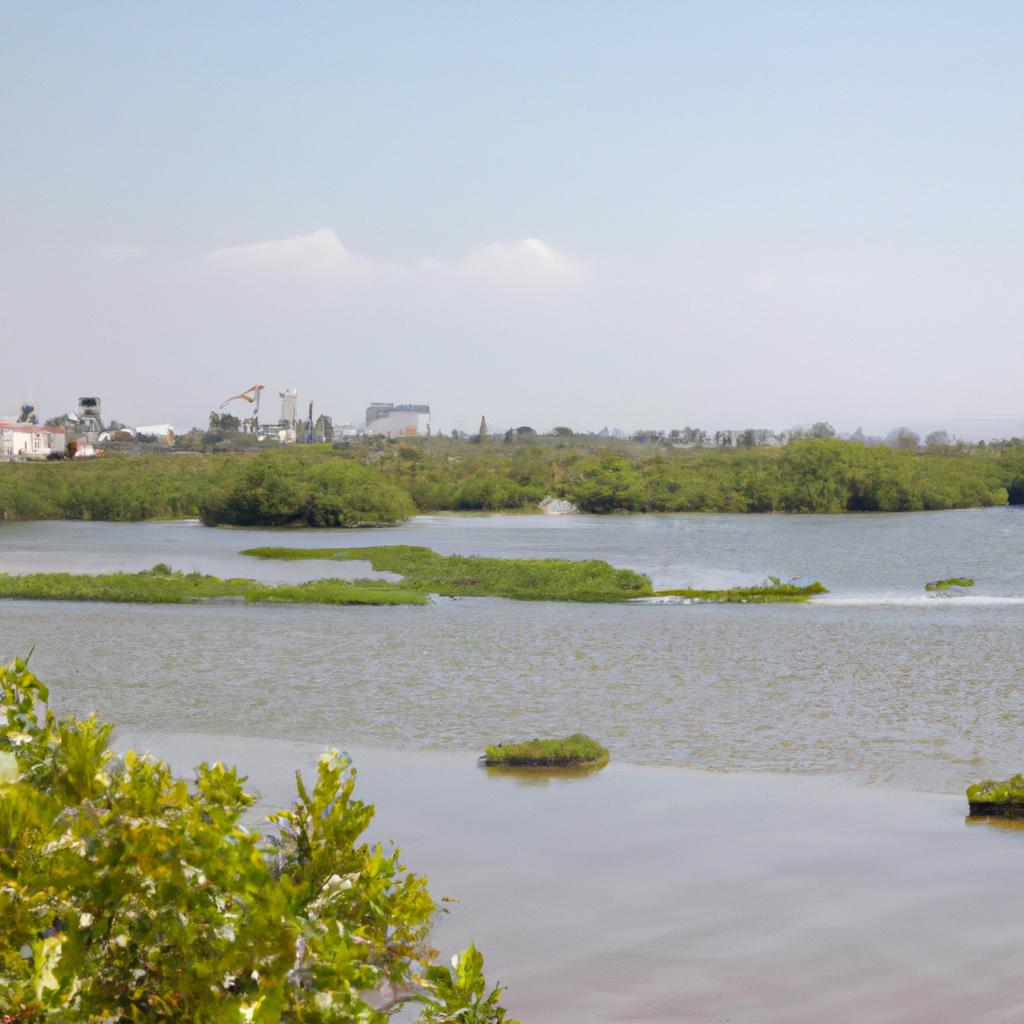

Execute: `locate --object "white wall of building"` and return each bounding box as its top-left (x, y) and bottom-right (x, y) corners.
top-left (365, 410), bottom-right (430, 437)
top-left (0, 423), bottom-right (67, 458)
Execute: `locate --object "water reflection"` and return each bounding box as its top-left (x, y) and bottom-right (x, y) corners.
top-left (481, 763), bottom-right (608, 787)
top-left (119, 733), bottom-right (1024, 1024)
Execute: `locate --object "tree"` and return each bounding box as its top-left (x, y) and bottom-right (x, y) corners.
top-left (0, 656), bottom-right (517, 1023)
top-left (551, 427), bottom-right (573, 438)
top-left (886, 427), bottom-right (920, 450)
top-left (925, 430), bottom-right (951, 450)
top-left (808, 422), bottom-right (836, 439)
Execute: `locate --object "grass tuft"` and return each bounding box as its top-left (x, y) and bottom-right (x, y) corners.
top-left (925, 577), bottom-right (975, 591)
top-left (482, 734), bottom-right (609, 768)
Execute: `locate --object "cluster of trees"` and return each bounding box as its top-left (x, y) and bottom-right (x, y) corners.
top-left (0, 656), bottom-right (516, 1021)
top-left (371, 439), bottom-right (1013, 514)
top-left (197, 455), bottom-right (416, 527)
top-left (1, 439), bottom-right (1022, 525)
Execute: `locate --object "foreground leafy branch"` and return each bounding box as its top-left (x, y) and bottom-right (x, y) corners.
top-left (0, 656), bottom-right (518, 1023)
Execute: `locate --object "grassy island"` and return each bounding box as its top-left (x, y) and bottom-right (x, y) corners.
top-left (0, 554), bottom-right (828, 608)
top-left (925, 577), bottom-right (975, 591)
top-left (967, 775), bottom-right (1024, 817)
top-left (652, 578), bottom-right (827, 603)
top-left (241, 545), bottom-right (652, 602)
top-left (0, 564), bottom-right (426, 606)
top-left (483, 734), bottom-right (610, 769)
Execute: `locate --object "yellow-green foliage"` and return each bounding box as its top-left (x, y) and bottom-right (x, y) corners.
top-left (967, 774), bottom-right (1024, 805)
top-left (483, 734), bottom-right (609, 768)
top-left (925, 577), bottom-right (975, 591)
top-left (241, 545), bottom-right (653, 602)
top-left (0, 656), bottom-right (517, 1022)
top-left (0, 566), bottom-right (427, 606)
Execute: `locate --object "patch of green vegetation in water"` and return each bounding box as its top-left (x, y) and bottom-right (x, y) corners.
top-left (241, 545), bottom-right (653, 602)
top-left (967, 774), bottom-right (1024, 816)
top-left (653, 576), bottom-right (827, 603)
top-left (482, 734), bottom-right (610, 769)
top-left (0, 566), bottom-right (426, 607)
top-left (925, 577), bottom-right (975, 591)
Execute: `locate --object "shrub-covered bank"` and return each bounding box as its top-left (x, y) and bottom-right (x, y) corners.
top-left (0, 439), bottom-right (1019, 526)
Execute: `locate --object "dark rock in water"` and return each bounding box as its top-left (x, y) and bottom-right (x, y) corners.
top-left (968, 801), bottom-right (1024, 819)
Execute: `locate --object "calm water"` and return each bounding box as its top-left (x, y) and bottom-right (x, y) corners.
top-left (2, 510), bottom-right (1023, 792)
top-left (3, 510), bottom-right (1024, 1021)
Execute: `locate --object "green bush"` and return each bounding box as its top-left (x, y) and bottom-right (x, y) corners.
top-left (483, 734), bottom-right (609, 768)
top-left (0, 656), bottom-right (517, 1022)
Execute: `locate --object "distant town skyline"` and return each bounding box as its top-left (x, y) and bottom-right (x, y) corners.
top-left (3, 3), bottom-right (1023, 435)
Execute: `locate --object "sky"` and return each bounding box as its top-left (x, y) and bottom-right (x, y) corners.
top-left (2, 1), bottom-right (1023, 437)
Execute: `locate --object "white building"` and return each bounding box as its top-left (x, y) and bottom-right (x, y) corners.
top-left (364, 402), bottom-right (430, 438)
top-left (134, 424), bottom-right (176, 442)
top-left (0, 422), bottom-right (67, 458)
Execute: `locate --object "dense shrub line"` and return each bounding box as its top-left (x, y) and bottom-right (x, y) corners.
top-left (0, 439), bottom-right (1020, 526)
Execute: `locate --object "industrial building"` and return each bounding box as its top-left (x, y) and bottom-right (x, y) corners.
top-left (364, 402), bottom-right (430, 438)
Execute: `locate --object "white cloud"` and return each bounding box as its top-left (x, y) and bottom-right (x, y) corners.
top-left (204, 228), bottom-right (363, 276)
top-left (457, 237), bottom-right (582, 283)
top-left (202, 229), bottom-right (582, 285)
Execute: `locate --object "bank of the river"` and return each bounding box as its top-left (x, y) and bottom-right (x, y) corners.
top-left (1, 438), bottom-right (1020, 525)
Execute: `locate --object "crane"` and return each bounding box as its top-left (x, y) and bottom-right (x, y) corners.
top-left (220, 384), bottom-right (265, 434)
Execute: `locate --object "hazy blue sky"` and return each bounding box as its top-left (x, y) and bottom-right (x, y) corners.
top-left (3, 2), bottom-right (1023, 435)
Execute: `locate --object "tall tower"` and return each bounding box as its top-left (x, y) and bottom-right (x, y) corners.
top-left (76, 397), bottom-right (103, 438)
top-left (279, 389), bottom-right (298, 427)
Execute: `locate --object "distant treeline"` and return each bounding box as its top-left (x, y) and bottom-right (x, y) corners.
top-left (1, 439), bottom-right (1022, 526)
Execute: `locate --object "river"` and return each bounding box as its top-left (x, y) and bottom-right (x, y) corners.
top-left (2, 510), bottom-right (1023, 1021)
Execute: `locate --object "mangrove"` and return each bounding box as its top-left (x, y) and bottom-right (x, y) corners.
top-left (0, 655), bottom-right (516, 1020)
top-left (1, 437), bottom-right (1022, 526)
